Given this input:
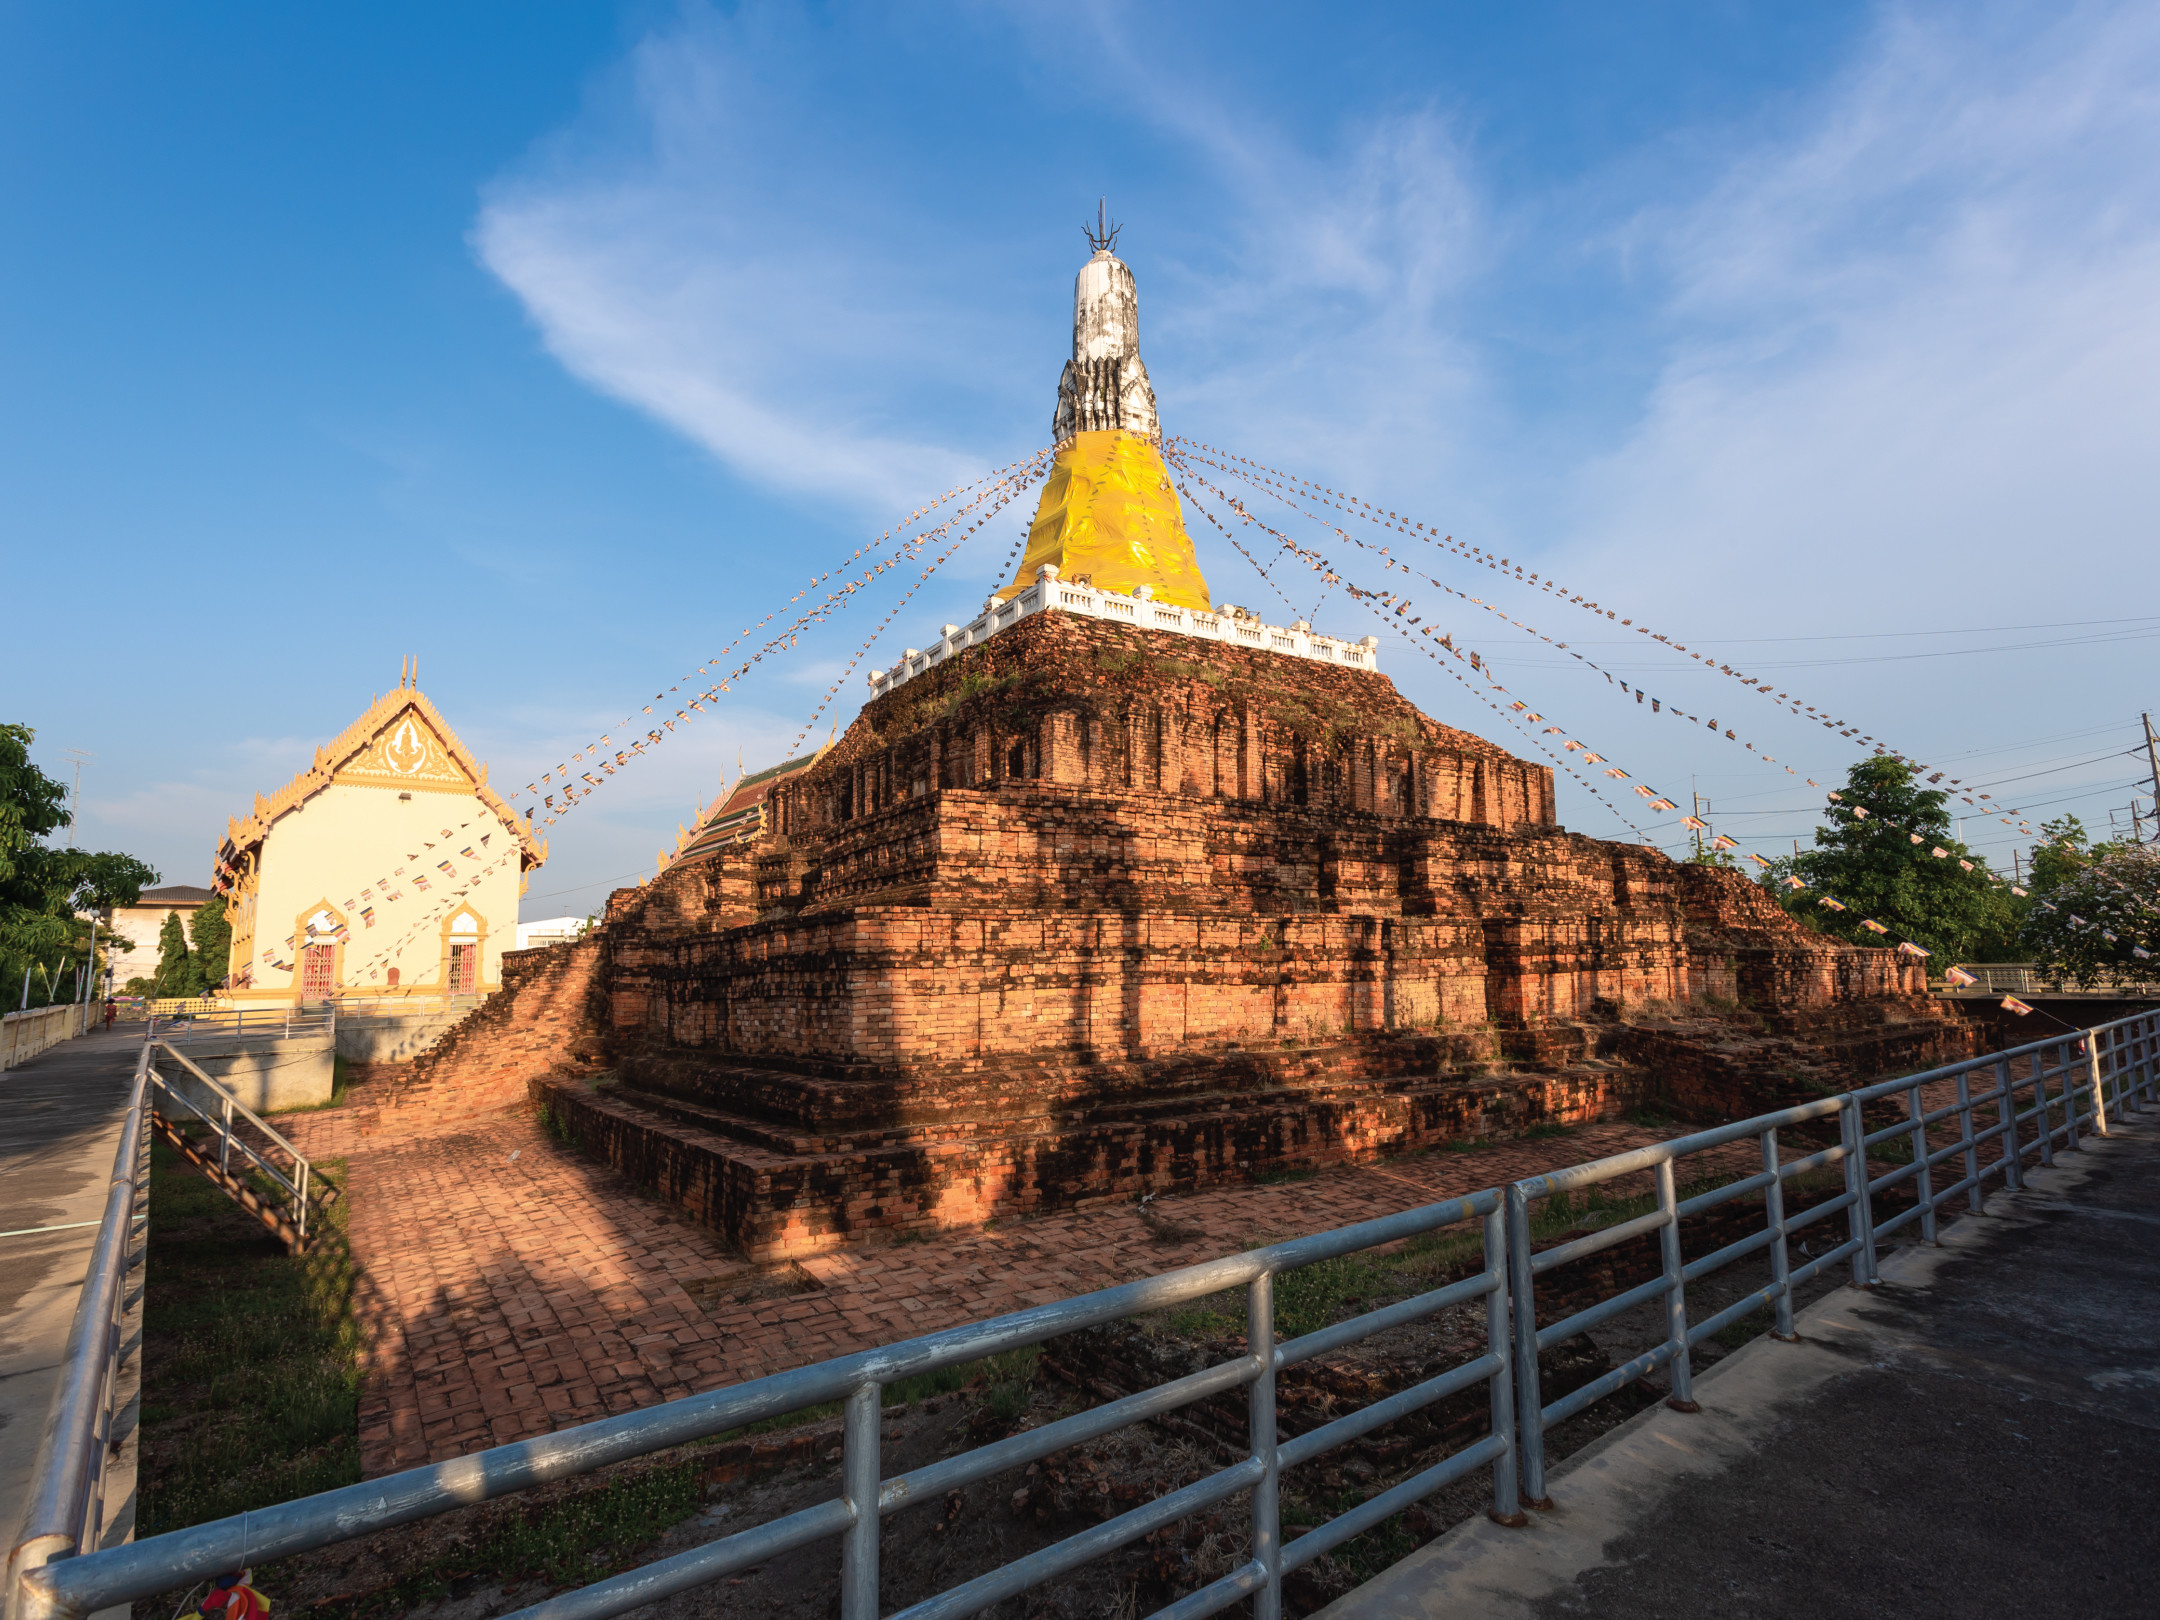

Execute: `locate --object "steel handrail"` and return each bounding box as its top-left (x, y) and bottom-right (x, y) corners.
top-left (13, 1008), bottom-right (2159, 1620)
top-left (16, 1189), bottom-right (1513, 1620)
top-left (3, 1046), bottom-right (151, 1620)
top-left (141, 1041), bottom-right (321, 1242)
top-left (1505, 1007), bottom-right (2160, 1503)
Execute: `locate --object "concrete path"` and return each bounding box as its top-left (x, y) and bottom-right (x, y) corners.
top-left (1324, 1117), bottom-right (2160, 1620)
top-left (0, 1029), bottom-right (143, 1560)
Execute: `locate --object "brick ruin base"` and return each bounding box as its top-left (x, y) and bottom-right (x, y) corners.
top-left (376, 612), bottom-right (1976, 1258)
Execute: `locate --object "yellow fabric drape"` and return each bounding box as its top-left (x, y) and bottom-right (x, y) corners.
top-left (997, 430), bottom-right (1211, 611)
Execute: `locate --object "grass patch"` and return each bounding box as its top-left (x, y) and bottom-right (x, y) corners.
top-left (1519, 1122), bottom-right (1574, 1141)
top-left (536, 1098), bottom-right (577, 1146)
top-left (1251, 1166), bottom-right (1317, 1186)
top-left (303, 1462), bottom-right (709, 1617)
top-left (700, 1346), bottom-right (1043, 1442)
top-left (138, 1136), bottom-right (361, 1538)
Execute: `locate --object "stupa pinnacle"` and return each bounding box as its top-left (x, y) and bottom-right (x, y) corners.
top-left (997, 211), bottom-right (1211, 611)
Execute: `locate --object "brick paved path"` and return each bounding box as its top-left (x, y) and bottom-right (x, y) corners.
top-left (289, 1064), bottom-right (2053, 1477)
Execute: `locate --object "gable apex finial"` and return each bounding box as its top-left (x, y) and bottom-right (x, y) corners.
top-left (1083, 196), bottom-right (1121, 255)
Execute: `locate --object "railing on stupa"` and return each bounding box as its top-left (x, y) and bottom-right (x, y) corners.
top-left (867, 564), bottom-right (1382, 698)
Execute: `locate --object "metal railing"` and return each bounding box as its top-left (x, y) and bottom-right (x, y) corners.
top-left (138, 1041), bottom-right (327, 1247)
top-left (332, 993), bottom-right (487, 1018)
top-left (1503, 1010), bottom-right (2159, 1500)
top-left (143, 1006), bottom-right (336, 1044)
top-left (10, 1012), bottom-right (2158, 1620)
top-left (5, 1045), bottom-right (151, 1617)
top-left (1936, 961), bottom-right (2160, 996)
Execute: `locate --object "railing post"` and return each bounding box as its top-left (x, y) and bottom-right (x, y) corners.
top-left (1655, 1159), bottom-right (1697, 1412)
top-left (1483, 1204), bottom-right (1526, 1526)
top-left (2034, 1050), bottom-right (2057, 1166)
top-left (1955, 1069), bottom-right (1981, 1213)
top-left (1994, 1057), bottom-right (2023, 1191)
top-left (219, 1096), bottom-right (233, 1177)
top-left (1842, 1096), bottom-right (1879, 1286)
top-left (1247, 1271), bottom-right (1281, 1620)
top-left (840, 1379), bottom-right (880, 1620)
top-left (1908, 1084), bottom-right (1937, 1244)
top-left (1505, 1183), bottom-right (1549, 1508)
top-left (2059, 1039), bottom-right (2081, 1152)
top-left (2085, 1028), bottom-right (2110, 1138)
top-left (1761, 1128), bottom-right (1797, 1340)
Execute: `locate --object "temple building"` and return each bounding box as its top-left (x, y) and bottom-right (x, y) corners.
top-left (212, 665), bottom-right (547, 1003)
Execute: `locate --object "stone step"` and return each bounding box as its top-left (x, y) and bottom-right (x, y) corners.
top-left (613, 1039), bottom-right (1533, 1135)
top-left (543, 1059), bottom-right (1638, 1261)
top-left (609, 1061), bottom-right (1602, 1162)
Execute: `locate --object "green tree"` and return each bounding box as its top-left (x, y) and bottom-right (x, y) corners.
top-left (189, 894), bottom-right (231, 993)
top-left (2020, 818), bottom-right (2158, 986)
top-left (151, 909), bottom-right (200, 998)
top-left (2027, 814), bottom-right (2101, 893)
top-left (3, 723), bottom-right (158, 1009)
top-left (1760, 755), bottom-right (2020, 961)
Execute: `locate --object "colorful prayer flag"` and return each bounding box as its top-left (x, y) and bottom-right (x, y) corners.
top-left (1896, 941), bottom-right (1931, 958)
top-left (2002, 995), bottom-right (2035, 1016)
top-left (1860, 919), bottom-right (1889, 934)
top-left (1945, 966), bottom-right (1979, 987)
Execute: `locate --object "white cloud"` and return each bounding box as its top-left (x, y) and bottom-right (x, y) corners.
top-left (472, 11), bottom-right (1007, 514)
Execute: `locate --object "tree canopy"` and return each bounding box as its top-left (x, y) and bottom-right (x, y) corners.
top-left (2020, 816), bottom-right (2159, 987)
top-left (1760, 755), bottom-right (2021, 962)
top-left (3, 722), bottom-right (158, 1009)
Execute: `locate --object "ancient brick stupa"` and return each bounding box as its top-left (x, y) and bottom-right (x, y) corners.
top-left (407, 229), bottom-right (1962, 1260)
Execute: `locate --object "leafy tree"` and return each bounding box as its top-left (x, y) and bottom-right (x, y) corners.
top-left (2027, 815), bottom-right (2101, 893)
top-left (152, 909), bottom-right (200, 998)
top-left (2020, 817), bottom-right (2158, 986)
top-left (3, 723), bottom-right (157, 1009)
top-left (1760, 755), bottom-right (2020, 961)
top-left (189, 894), bottom-right (231, 993)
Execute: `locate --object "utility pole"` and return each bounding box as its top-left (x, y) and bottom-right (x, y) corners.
top-left (1691, 787), bottom-right (1705, 860)
top-left (2144, 713), bottom-right (2160, 843)
top-left (2014, 848), bottom-right (2023, 886)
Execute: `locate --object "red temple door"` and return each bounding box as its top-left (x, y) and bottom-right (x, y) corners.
top-left (450, 942), bottom-right (477, 995)
top-left (300, 943), bottom-right (335, 1001)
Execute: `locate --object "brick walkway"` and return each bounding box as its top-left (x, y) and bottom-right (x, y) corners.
top-left (289, 1067), bottom-right (2045, 1477)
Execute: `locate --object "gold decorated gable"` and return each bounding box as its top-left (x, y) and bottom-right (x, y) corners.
top-left (997, 430), bottom-right (1211, 612)
top-left (337, 709), bottom-right (473, 790)
top-left (213, 687), bottom-right (547, 884)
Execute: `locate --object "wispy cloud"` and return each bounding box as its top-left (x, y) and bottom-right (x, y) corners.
top-left (473, 9), bottom-right (1018, 514)
top-left (473, 1), bottom-right (1499, 524)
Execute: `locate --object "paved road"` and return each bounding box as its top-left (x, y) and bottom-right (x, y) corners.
top-left (0, 1029), bottom-right (143, 1559)
top-left (1328, 1117), bottom-right (2160, 1620)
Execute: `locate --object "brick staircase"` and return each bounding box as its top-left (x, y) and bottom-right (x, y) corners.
top-left (533, 1032), bottom-right (1643, 1261)
top-left (327, 938), bottom-right (607, 1141)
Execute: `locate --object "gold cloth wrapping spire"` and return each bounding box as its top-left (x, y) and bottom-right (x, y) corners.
top-left (997, 430), bottom-right (1212, 610)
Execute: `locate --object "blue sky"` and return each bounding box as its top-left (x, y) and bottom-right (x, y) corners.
top-left (6, 1), bottom-right (2157, 918)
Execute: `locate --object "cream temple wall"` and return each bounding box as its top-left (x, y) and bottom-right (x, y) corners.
top-left (216, 679), bottom-right (546, 1004)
